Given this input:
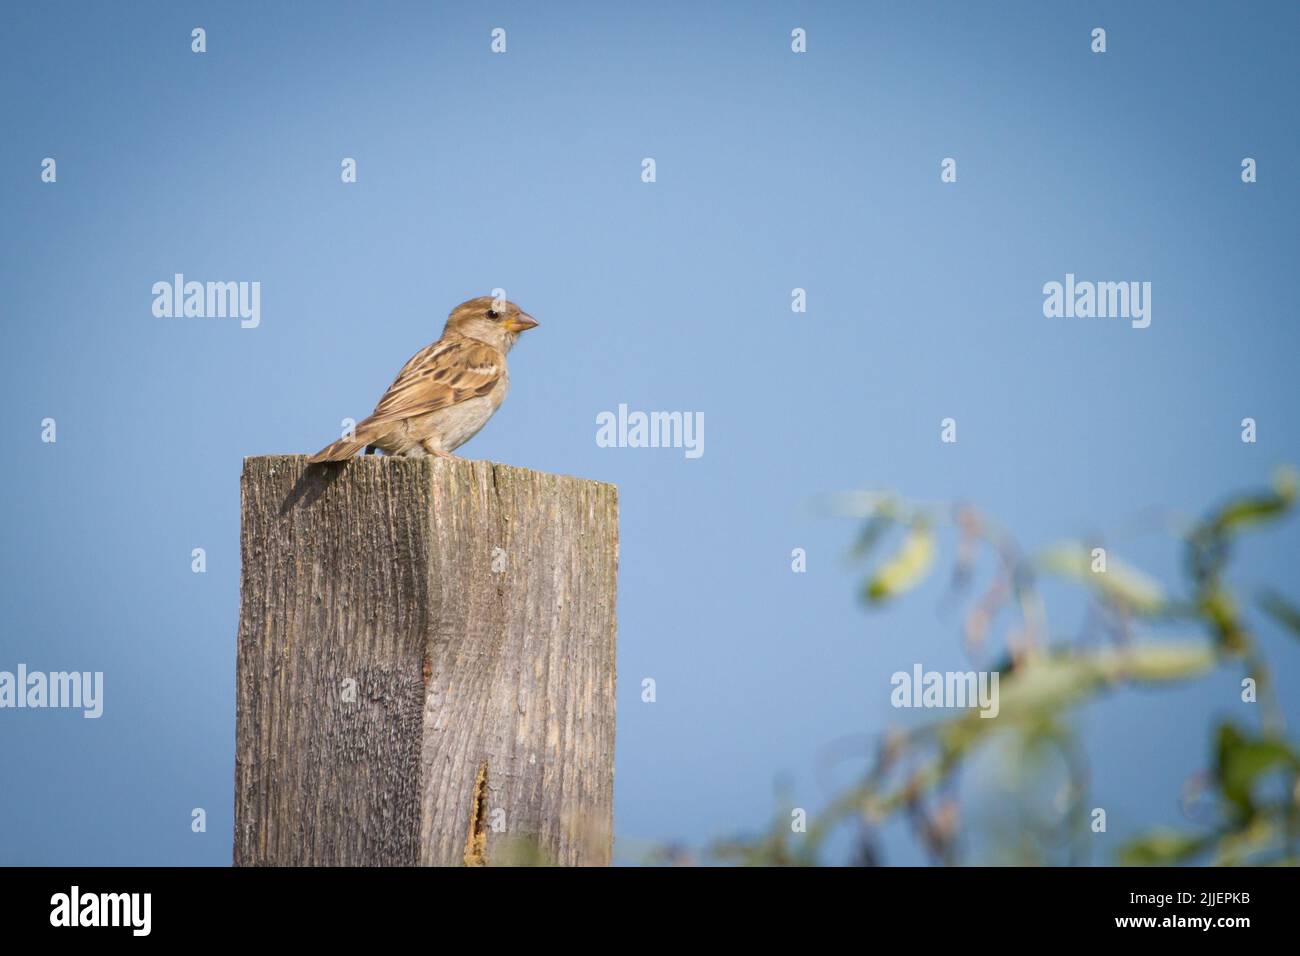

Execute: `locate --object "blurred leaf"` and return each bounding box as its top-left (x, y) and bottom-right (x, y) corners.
top-left (1273, 464), bottom-right (1298, 501)
top-left (821, 490), bottom-right (901, 520)
top-left (1214, 724), bottom-right (1300, 823)
top-left (1212, 494), bottom-right (1291, 533)
top-left (1210, 816), bottom-right (1289, 866)
top-left (1259, 590), bottom-right (1300, 640)
top-left (932, 643), bottom-right (1216, 763)
top-left (1200, 586), bottom-right (1248, 653)
top-left (849, 513), bottom-right (895, 562)
top-left (999, 641), bottom-right (1216, 716)
top-left (1109, 641), bottom-right (1219, 680)
top-left (992, 656), bottom-right (1098, 716)
top-left (864, 522), bottom-right (935, 603)
top-left (1037, 541), bottom-right (1165, 615)
top-left (1201, 469), bottom-right (1296, 538)
top-left (1186, 471), bottom-right (1295, 586)
top-left (1119, 829), bottom-right (1207, 866)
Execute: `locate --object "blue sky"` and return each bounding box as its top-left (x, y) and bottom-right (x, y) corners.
top-left (1, 1), bottom-right (1298, 865)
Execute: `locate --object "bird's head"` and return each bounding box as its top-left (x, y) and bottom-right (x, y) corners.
top-left (444, 295), bottom-right (539, 351)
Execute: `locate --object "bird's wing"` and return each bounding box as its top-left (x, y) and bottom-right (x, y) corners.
top-left (365, 337), bottom-right (503, 425)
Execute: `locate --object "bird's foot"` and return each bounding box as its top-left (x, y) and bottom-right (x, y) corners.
top-left (410, 442), bottom-right (459, 460)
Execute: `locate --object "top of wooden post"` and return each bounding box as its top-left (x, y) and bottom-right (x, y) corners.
top-left (234, 454), bottom-right (618, 866)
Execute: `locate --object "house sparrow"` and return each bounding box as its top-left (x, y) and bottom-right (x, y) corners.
top-left (309, 296), bottom-right (539, 462)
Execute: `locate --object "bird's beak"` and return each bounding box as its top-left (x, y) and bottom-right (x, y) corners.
top-left (507, 313), bottom-right (539, 332)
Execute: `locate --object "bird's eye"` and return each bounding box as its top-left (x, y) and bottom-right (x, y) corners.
top-left (487, 309), bottom-right (500, 319)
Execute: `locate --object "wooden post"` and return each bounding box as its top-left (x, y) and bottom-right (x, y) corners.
top-left (233, 455), bottom-right (618, 866)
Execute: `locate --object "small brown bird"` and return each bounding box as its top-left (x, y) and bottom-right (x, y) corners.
top-left (309, 296), bottom-right (539, 462)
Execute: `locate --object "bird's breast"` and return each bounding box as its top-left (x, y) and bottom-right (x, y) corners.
top-left (432, 372), bottom-right (509, 451)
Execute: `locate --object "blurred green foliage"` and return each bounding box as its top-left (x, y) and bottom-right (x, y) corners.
top-left (707, 467), bottom-right (1300, 866)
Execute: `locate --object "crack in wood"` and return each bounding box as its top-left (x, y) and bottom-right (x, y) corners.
top-left (462, 760), bottom-right (490, 866)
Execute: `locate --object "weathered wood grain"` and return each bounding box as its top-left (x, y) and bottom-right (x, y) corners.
top-left (233, 455), bottom-right (617, 866)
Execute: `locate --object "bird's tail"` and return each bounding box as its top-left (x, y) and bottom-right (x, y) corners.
top-left (308, 423), bottom-right (379, 463)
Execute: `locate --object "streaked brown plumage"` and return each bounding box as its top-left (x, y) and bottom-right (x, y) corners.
top-left (309, 296), bottom-right (538, 463)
